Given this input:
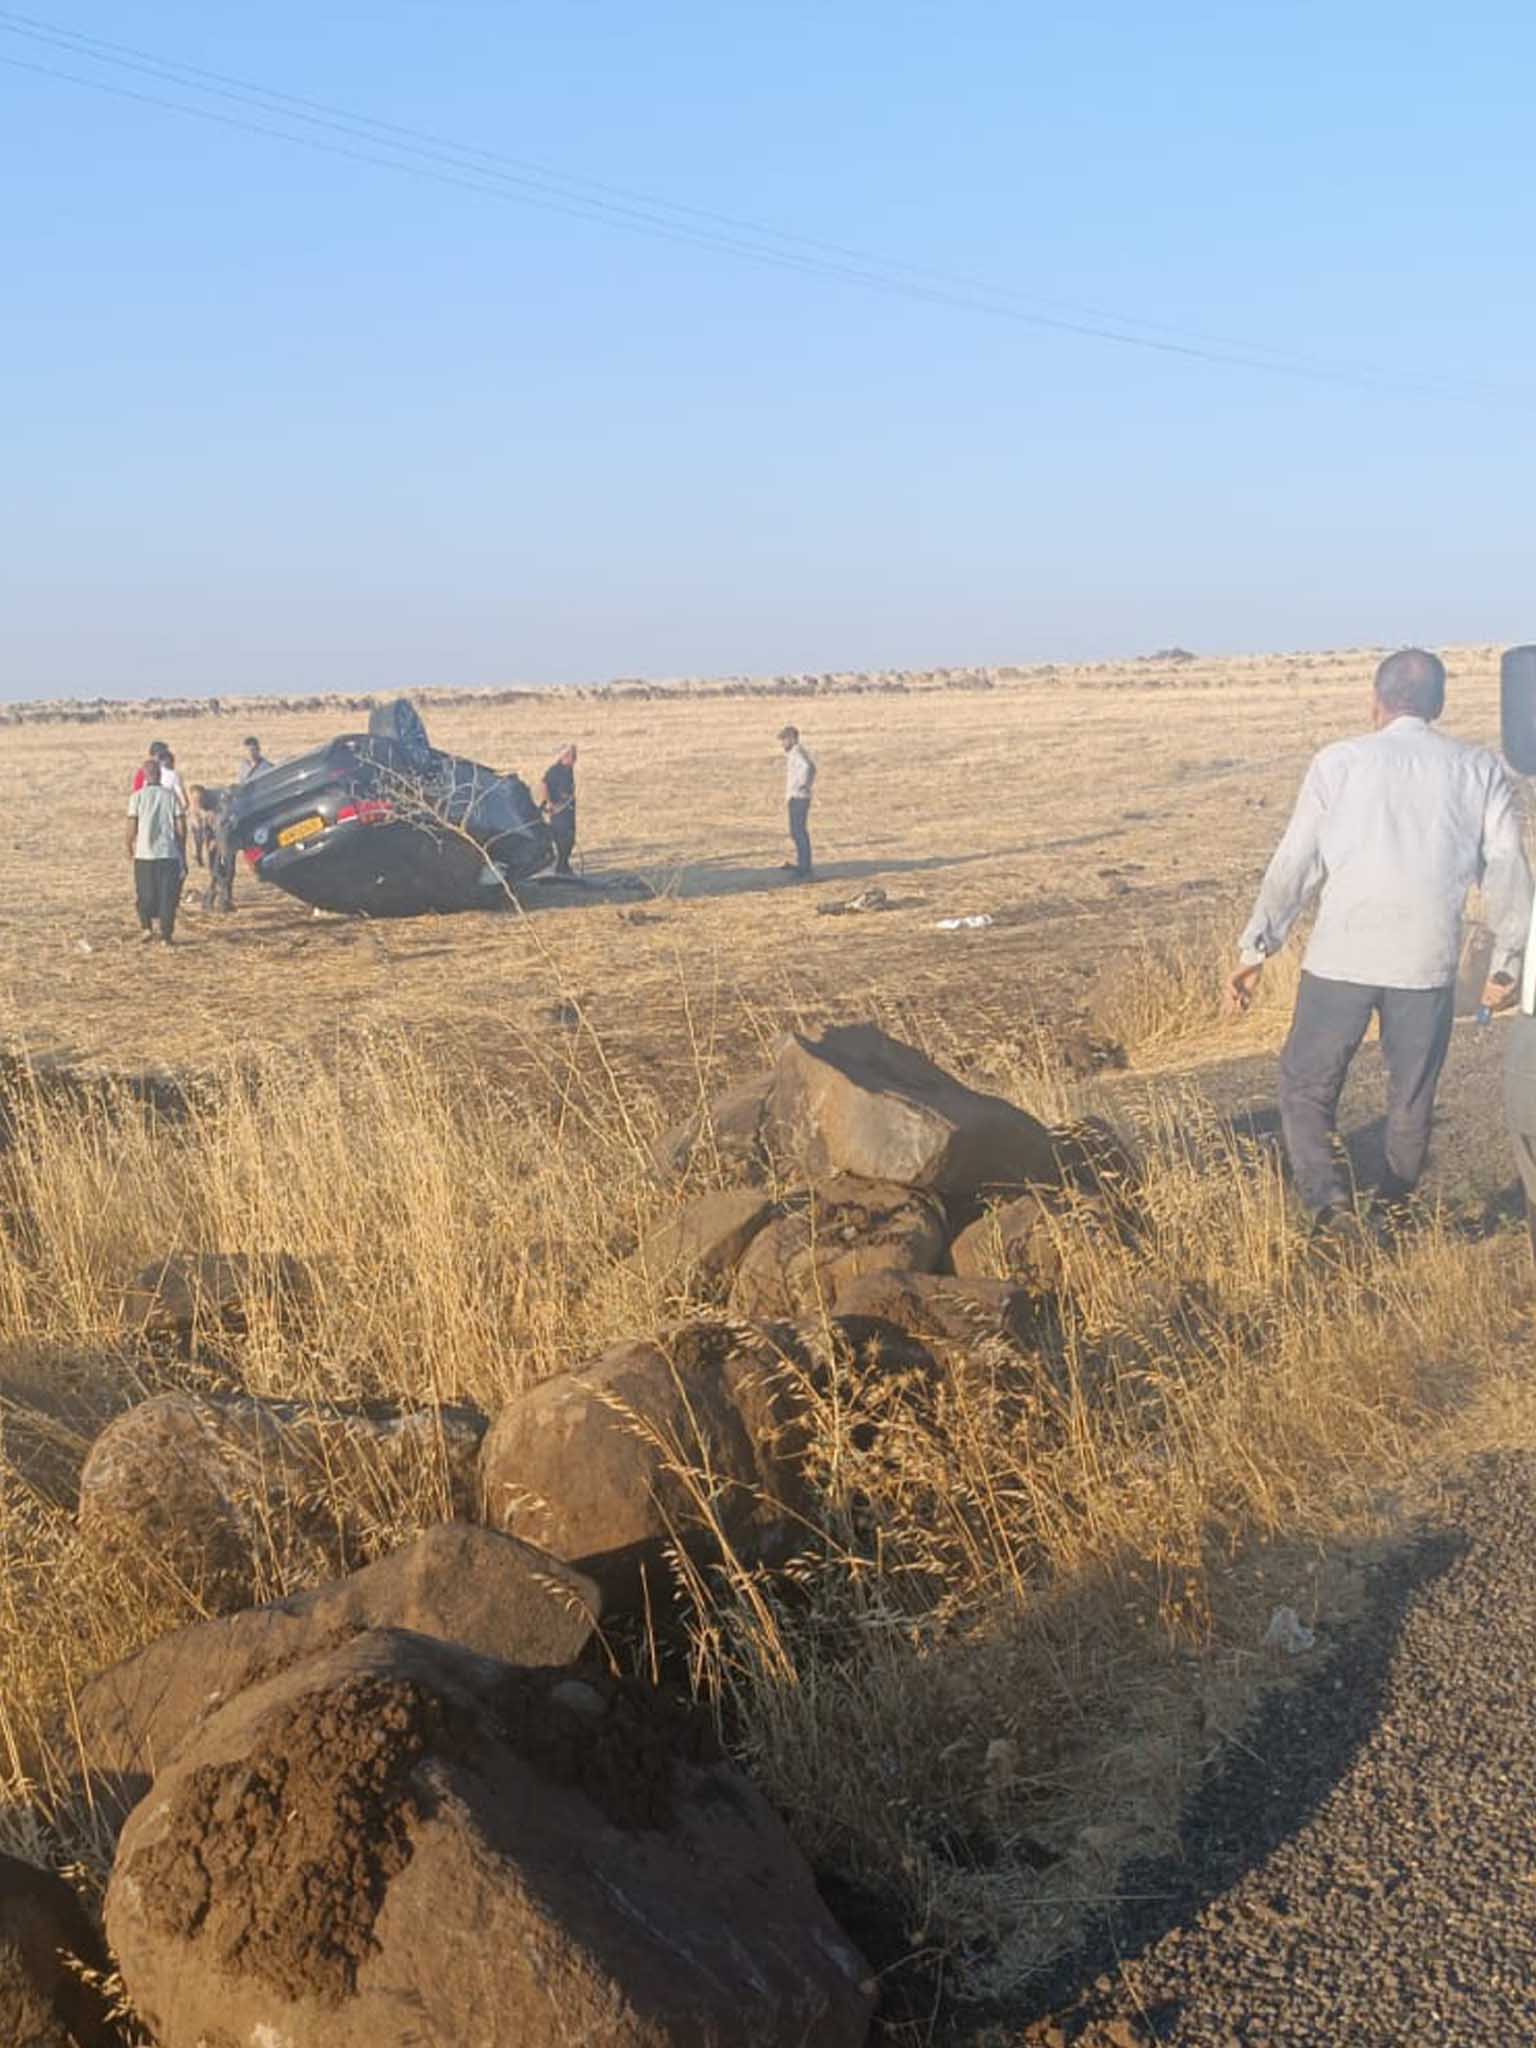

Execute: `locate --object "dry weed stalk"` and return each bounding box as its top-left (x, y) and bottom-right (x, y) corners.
top-left (0, 991), bottom-right (1530, 2016)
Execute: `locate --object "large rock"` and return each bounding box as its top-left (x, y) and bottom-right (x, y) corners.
top-left (631, 1189), bottom-right (778, 1295)
top-left (71, 1525), bottom-right (600, 1815)
top-left (950, 1187), bottom-right (1120, 1292)
top-left (121, 1251), bottom-right (314, 1338)
top-left (107, 1629), bottom-right (873, 2048)
top-left (729, 1177), bottom-right (947, 1321)
top-left (831, 1269), bottom-right (1032, 1350)
top-left (766, 1023), bottom-right (1063, 1198)
top-left (479, 1326), bottom-right (809, 1612)
top-left (78, 1392), bottom-right (488, 1611)
top-left (0, 1851), bottom-right (122, 2047)
top-left (652, 1073), bottom-right (775, 1185)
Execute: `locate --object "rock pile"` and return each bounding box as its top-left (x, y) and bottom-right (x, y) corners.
top-left (27, 1022), bottom-right (1134, 2045)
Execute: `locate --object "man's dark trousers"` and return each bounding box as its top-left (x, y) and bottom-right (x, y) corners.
top-left (550, 810), bottom-right (576, 876)
top-left (203, 845), bottom-right (235, 912)
top-left (135, 857), bottom-right (183, 941)
top-left (1278, 971), bottom-right (1455, 1214)
top-left (787, 798), bottom-right (813, 877)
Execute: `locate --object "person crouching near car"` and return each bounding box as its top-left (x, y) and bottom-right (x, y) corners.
top-left (188, 785), bottom-right (215, 867)
top-left (125, 754), bottom-right (186, 945)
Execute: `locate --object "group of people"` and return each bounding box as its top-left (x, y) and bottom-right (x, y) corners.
top-left (124, 733), bottom-right (272, 943)
top-left (1228, 646), bottom-right (1536, 1248)
top-left (120, 710), bottom-right (820, 946)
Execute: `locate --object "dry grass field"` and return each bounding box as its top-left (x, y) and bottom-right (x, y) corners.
top-left (3, 643), bottom-right (1535, 2041)
top-left (2, 644), bottom-right (1419, 1083)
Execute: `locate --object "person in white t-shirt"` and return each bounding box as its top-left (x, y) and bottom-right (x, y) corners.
top-left (125, 756), bottom-right (187, 943)
top-left (156, 745), bottom-right (187, 811)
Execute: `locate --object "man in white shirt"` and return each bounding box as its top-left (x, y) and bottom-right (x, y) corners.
top-left (1226, 648), bottom-right (1530, 1222)
top-left (155, 744), bottom-right (188, 815)
top-left (778, 725), bottom-right (816, 880)
top-left (125, 755), bottom-right (187, 944)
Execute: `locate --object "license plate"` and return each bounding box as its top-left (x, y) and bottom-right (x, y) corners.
top-left (277, 815), bottom-right (324, 848)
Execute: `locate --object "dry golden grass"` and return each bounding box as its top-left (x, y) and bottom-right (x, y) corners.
top-left (2, 644), bottom-right (1533, 2039)
top-left (3, 998), bottom-right (1534, 2032)
top-left (3, 640), bottom-right (1508, 1083)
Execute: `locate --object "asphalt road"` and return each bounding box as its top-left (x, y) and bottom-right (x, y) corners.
top-left (1021, 1451), bottom-right (1536, 2047)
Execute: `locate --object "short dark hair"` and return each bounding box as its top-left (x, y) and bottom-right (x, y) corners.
top-left (148, 739), bottom-right (170, 758)
top-left (243, 734), bottom-right (261, 748)
top-left (1374, 648), bottom-right (1445, 721)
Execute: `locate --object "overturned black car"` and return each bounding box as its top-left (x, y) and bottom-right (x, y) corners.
top-left (225, 701), bottom-right (554, 917)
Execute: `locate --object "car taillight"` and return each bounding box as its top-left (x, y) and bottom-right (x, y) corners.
top-left (337, 799), bottom-right (392, 825)
top-left (243, 848), bottom-right (263, 867)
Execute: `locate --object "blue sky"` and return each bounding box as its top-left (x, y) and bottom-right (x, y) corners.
top-left (4, 0), bottom-right (1535, 698)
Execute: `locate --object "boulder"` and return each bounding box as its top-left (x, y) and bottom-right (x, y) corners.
top-left (950, 1187), bottom-right (1120, 1292)
top-left (0, 1851), bottom-right (122, 2047)
top-left (652, 1073), bottom-right (774, 1185)
top-left (479, 1326), bottom-right (810, 1612)
top-left (631, 1189), bottom-right (778, 1295)
top-left (766, 1023), bottom-right (1063, 1198)
top-left (831, 1270), bottom-right (1032, 1349)
top-left (729, 1177), bottom-right (948, 1321)
top-left (71, 1525), bottom-right (600, 1814)
top-left (78, 1392), bottom-right (488, 1612)
top-left (107, 1629), bottom-right (873, 2048)
top-left (121, 1251), bottom-right (314, 1339)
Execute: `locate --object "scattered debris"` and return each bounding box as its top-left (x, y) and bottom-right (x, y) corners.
top-left (1263, 1605), bottom-right (1317, 1655)
top-left (935, 914), bottom-right (994, 931)
top-left (817, 885), bottom-right (892, 918)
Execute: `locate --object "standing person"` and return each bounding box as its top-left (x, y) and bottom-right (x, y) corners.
top-left (538, 744), bottom-right (578, 876)
top-left (187, 786), bottom-right (216, 867)
top-left (237, 734), bottom-right (273, 782)
top-left (1225, 648), bottom-right (1531, 1225)
top-left (778, 724), bottom-right (816, 879)
top-left (194, 787), bottom-right (236, 911)
top-left (156, 745), bottom-right (188, 823)
top-left (125, 755), bottom-right (187, 944)
top-left (131, 739), bottom-right (176, 793)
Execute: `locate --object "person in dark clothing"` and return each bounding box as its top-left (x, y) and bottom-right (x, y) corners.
top-left (195, 787), bottom-right (236, 911)
top-left (188, 786), bottom-right (215, 866)
top-left (125, 755), bottom-right (186, 944)
top-left (538, 745), bottom-right (578, 875)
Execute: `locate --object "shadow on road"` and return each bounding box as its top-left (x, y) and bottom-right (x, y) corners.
top-left (1007, 1524), bottom-right (1465, 2040)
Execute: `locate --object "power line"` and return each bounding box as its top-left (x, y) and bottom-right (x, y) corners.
top-left (0, 1), bottom-right (1401, 382)
top-left (1, 8), bottom-right (1524, 406)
